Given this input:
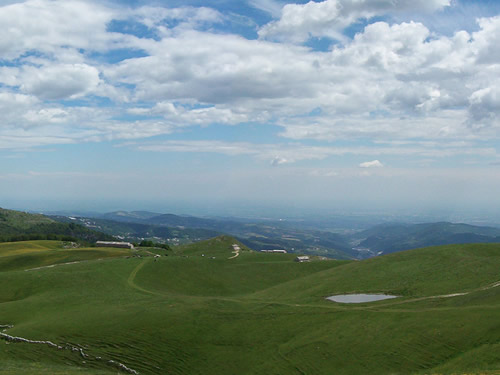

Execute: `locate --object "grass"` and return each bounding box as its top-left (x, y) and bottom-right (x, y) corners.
top-left (0, 241), bottom-right (131, 272)
top-left (0, 209), bottom-right (54, 230)
top-left (1, 238), bottom-right (500, 374)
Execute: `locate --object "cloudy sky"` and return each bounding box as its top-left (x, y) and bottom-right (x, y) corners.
top-left (1, 0), bottom-right (499, 216)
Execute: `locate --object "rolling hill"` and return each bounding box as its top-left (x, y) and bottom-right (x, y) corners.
top-left (1, 237), bottom-right (500, 374)
top-left (55, 211), bottom-right (355, 259)
top-left (0, 208), bottom-right (115, 244)
top-left (351, 222), bottom-right (500, 256)
top-left (61, 210), bottom-right (500, 259)
top-left (52, 215), bottom-right (222, 246)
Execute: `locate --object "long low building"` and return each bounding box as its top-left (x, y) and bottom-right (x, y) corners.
top-left (261, 249), bottom-right (287, 253)
top-left (96, 241), bottom-right (134, 250)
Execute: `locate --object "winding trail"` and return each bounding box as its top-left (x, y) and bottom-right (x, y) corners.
top-left (126, 259), bottom-right (163, 296)
top-left (228, 244), bottom-right (241, 259)
top-left (24, 260), bottom-right (88, 272)
top-left (127, 259), bottom-right (175, 299)
top-left (356, 279), bottom-right (500, 311)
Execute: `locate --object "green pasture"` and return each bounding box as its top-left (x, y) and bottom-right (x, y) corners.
top-left (1, 239), bottom-right (499, 374)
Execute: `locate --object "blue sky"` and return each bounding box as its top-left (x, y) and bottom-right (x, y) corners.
top-left (0, 0), bottom-right (499, 217)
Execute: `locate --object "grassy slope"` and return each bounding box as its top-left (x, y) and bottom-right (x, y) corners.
top-left (0, 240), bottom-right (131, 272)
top-left (0, 209), bottom-right (54, 229)
top-left (0, 239), bottom-right (499, 374)
top-left (0, 208), bottom-right (115, 243)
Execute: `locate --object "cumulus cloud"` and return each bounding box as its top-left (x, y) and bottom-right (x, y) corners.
top-left (258, 0), bottom-right (450, 42)
top-left (128, 102), bottom-right (248, 126)
top-left (0, 0), bottom-right (499, 162)
top-left (0, 92), bottom-right (40, 127)
top-left (468, 85), bottom-right (500, 129)
top-left (0, 0), bottom-right (118, 59)
top-left (105, 30), bottom-right (319, 104)
top-left (359, 160), bottom-right (384, 168)
top-left (133, 5), bottom-right (223, 32)
top-left (20, 64), bottom-right (101, 100)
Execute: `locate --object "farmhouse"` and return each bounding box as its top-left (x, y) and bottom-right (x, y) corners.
top-left (295, 256), bottom-right (310, 262)
top-left (96, 241), bottom-right (134, 250)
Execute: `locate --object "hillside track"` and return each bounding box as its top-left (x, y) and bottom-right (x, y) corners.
top-left (126, 259), bottom-right (164, 297)
top-left (360, 279), bottom-right (500, 311)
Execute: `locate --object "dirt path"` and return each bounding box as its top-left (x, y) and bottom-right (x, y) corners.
top-left (126, 259), bottom-right (163, 296)
top-left (228, 244), bottom-right (240, 259)
top-left (360, 279), bottom-right (500, 310)
top-left (24, 260), bottom-right (89, 272)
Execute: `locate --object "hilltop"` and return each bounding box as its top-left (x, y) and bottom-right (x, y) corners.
top-left (175, 235), bottom-right (251, 256)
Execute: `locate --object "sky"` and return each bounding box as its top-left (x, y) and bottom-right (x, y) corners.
top-left (0, 0), bottom-right (499, 218)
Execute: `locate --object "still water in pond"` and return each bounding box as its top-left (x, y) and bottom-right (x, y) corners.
top-left (326, 294), bottom-right (398, 303)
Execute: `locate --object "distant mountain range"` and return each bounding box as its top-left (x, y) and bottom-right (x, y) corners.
top-left (3, 207), bottom-right (498, 258)
top-left (53, 215), bottom-right (222, 247)
top-left (53, 210), bottom-right (500, 259)
top-left (349, 222), bottom-right (500, 256)
top-left (54, 211), bottom-right (355, 259)
top-left (101, 210), bottom-right (163, 221)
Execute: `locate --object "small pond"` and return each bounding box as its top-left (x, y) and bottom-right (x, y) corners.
top-left (326, 294), bottom-right (398, 303)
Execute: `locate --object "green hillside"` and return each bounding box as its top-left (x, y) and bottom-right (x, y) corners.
top-left (0, 208), bottom-right (115, 243)
top-left (0, 208), bottom-right (54, 230)
top-left (352, 222), bottom-right (500, 255)
top-left (52, 215), bottom-right (222, 246)
top-left (75, 210), bottom-right (355, 258)
top-left (1, 238), bottom-right (500, 374)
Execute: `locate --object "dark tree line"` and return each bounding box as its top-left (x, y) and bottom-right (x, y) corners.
top-left (137, 240), bottom-right (171, 250)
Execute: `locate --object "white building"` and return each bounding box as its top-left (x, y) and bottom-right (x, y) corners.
top-left (96, 241), bottom-right (134, 250)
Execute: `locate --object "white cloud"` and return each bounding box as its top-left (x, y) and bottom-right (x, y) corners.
top-left (359, 160), bottom-right (384, 168)
top-left (133, 5), bottom-right (223, 31)
top-left (248, 0), bottom-right (284, 17)
top-left (128, 102), bottom-right (248, 126)
top-left (0, 0), bottom-right (498, 160)
top-left (23, 108), bottom-right (69, 124)
top-left (0, 91), bottom-right (40, 127)
top-left (20, 64), bottom-right (101, 100)
top-left (467, 84), bottom-right (500, 130)
top-left (0, 0), bottom-right (118, 59)
top-left (258, 0), bottom-right (450, 43)
top-left (105, 30), bottom-right (319, 104)
top-left (270, 156), bottom-right (289, 166)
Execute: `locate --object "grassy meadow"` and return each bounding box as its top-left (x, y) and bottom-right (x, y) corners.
top-left (1, 238), bottom-right (500, 374)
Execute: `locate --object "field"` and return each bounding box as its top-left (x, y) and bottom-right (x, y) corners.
top-left (1, 238), bottom-right (500, 374)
